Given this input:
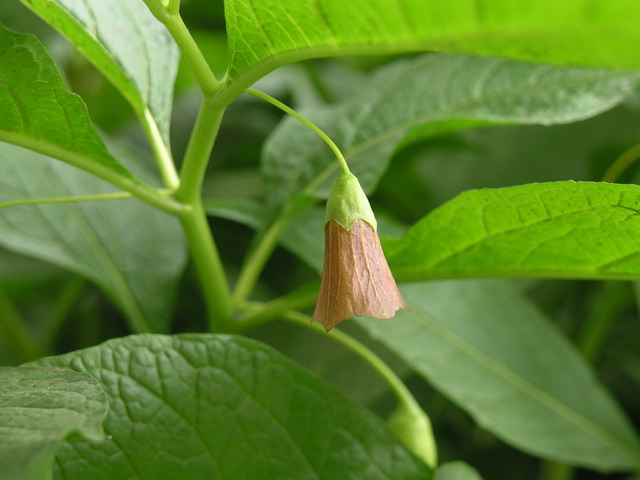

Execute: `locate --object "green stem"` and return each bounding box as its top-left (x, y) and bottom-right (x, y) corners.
top-left (236, 283), bottom-right (319, 331)
top-left (166, 0), bottom-right (180, 15)
top-left (0, 132), bottom-right (185, 215)
top-left (175, 101), bottom-right (232, 330)
top-left (0, 287), bottom-right (43, 363)
top-left (179, 202), bottom-right (233, 331)
top-left (283, 311), bottom-right (409, 406)
top-left (539, 461), bottom-right (573, 480)
top-left (232, 214), bottom-right (288, 304)
top-left (245, 88), bottom-right (350, 174)
top-left (0, 191), bottom-right (169, 211)
top-left (602, 142), bottom-right (640, 183)
top-left (233, 89), bottom-right (351, 303)
top-left (144, 0), bottom-right (232, 329)
top-left (177, 99), bottom-right (223, 202)
top-left (140, 108), bottom-right (180, 190)
top-left (143, 1), bottom-right (220, 95)
top-left (283, 310), bottom-right (437, 466)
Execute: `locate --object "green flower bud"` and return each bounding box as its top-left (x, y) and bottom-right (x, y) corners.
top-left (387, 403), bottom-right (437, 468)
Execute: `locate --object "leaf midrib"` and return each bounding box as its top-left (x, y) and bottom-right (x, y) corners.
top-left (410, 309), bottom-right (640, 464)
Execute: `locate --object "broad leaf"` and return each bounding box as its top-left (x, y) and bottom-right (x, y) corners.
top-left (435, 462), bottom-right (483, 480)
top-left (0, 23), bottom-right (134, 181)
top-left (0, 142), bottom-right (187, 333)
top-left (35, 334), bottom-right (431, 480)
top-left (357, 280), bottom-right (640, 471)
top-left (224, 0), bottom-right (640, 98)
top-left (263, 54), bottom-right (639, 209)
top-left (20, 0), bottom-right (179, 147)
top-left (0, 367), bottom-right (107, 480)
top-left (385, 181), bottom-right (640, 281)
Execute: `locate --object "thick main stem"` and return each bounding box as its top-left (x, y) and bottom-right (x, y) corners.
top-left (179, 202), bottom-right (232, 330)
top-left (143, 1), bottom-right (232, 330)
top-left (176, 99), bottom-right (233, 330)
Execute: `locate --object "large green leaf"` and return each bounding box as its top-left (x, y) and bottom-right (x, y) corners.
top-left (0, 23), bottom-right (134, 181)
top-left (224, 0), bottom-right (640, 99)
top-left (19, 0), bottom-right (179, 148)
top-left (263, 54), bottom-right (639, 209)
top-left (34, 334), bottom-right (431, 480)
top-left (0, 142), bottom-right (187, 333)
top-left (0, 367), bottom-right (107, 480)
top-left (356, 280), bottom-right (640, 471)
top-left (385, 181), bottom-right (640, 281)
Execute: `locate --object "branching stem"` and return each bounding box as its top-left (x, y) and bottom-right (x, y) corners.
top-left (0, 191), bottom-right (172, 211)
top-left (236, 284), bottom-right (319, 331)
top-left (141, 109), bottom-right (180, 190)
top-left (143, 1), bottom-right (220, 95)
top-left (143, 1), bottom-right (233, 329)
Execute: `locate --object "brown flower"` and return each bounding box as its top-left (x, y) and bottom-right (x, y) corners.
top-left (312, 219), bottom-right (408, 331)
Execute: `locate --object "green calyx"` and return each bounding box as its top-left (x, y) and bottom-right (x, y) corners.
top-left (324, 171), bottom-right (377, 231)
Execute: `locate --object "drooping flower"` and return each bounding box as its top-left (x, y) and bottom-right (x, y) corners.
top-left (312, 172), bottom-right (408, 331)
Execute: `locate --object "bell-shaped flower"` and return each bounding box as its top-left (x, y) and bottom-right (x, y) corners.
top-left (313, 172), bottom-right (408, 331)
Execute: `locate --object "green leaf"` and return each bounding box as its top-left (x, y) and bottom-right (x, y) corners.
top-left (34, 334), bottom-right (431, 480)
top-left (0, 142), bottom-right (187, 333)
top-left (435, 462), bottom-right (483, 480)
top-left (385, 181), bottom-right (640, 281)
top-left (0, 367), bottom-right (107, 480)
top-left (19, 0), bottom-right (179, 147)
top-left (263, 54), bottom-right (639, 209)
top-left (224, 0), bottom-right (640, 99)
top-left (0, 23), bottom-right (134, 182)
top-left (356, 280), bottom-right (640, 471)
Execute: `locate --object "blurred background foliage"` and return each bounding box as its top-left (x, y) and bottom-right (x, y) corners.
top-left (1, 0), bottom-right (640, 478)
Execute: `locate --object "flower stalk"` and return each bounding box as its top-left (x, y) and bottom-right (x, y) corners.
top-left (239, 89), bottom-right (407, 331)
